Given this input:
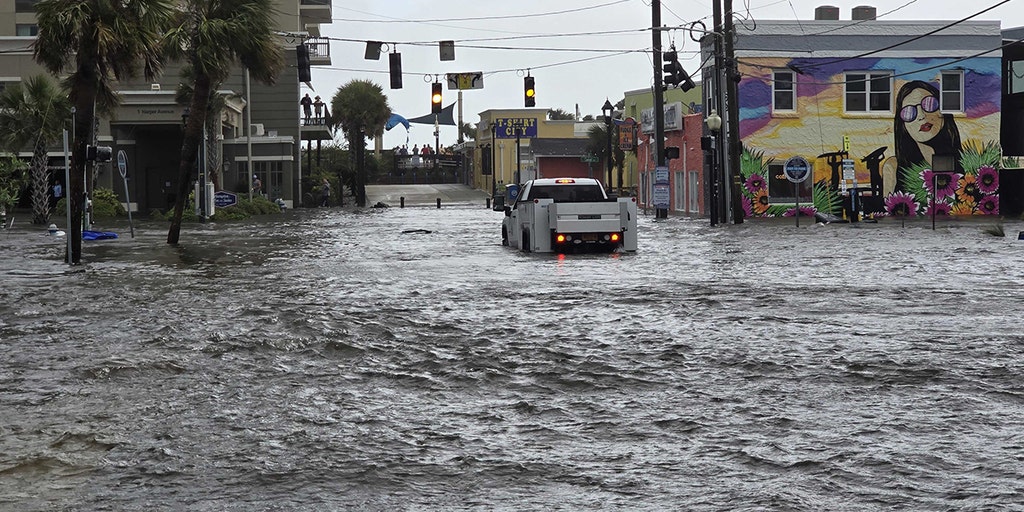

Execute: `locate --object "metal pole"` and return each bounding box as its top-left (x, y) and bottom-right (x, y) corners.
top-left (245, 68), bottom-right (253, 201)
top-left (491, 123), bottom-right (497, 200)
top-left (63, 129), bottom-right (72, 263)
top-left (515, 133), bottom-right (521, 185)
top-left (605, 114), bottom-right (613, 188)
top-left (652, 0), bottom-right (667, 218)
top-left (724, 0), bottom-right (743, 224)
top-left (711, 0), bottom-right (724, 226)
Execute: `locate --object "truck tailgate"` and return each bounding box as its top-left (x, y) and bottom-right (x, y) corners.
top-left (548, 202), bottom-right (623, 232)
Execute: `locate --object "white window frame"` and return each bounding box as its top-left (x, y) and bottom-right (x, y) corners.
top-left (844, 71), bottom-right (893, 113)
top-left (940, 70), bottom-right (964, 113)
top-left (773, 70), bottom-right (796, 112)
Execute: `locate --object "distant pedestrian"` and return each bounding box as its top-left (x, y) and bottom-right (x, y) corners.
top-left (313, 96), bottom-right (324, 123)
top-left (320, 178), bottom-right (330, 207)
top-left (300, 93), bottom-right (312, 122)
top-left (52, 182), bottom-right (62, 207)
top-left (252, 175), bottom-right (262, 196)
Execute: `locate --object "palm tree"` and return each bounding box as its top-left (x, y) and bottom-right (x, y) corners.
top-left (587, 124), bottom-right (625, 193)
top-left (331, 80), bottom-right (391, 207)
top-left (163, 0), bottom-right (283, 244)
top-left (33, 0), bottom-right (173, 263)
top-left (0, 75), bottom-right (72, 225)
top-left (0, 155), bottom-right (28, 219)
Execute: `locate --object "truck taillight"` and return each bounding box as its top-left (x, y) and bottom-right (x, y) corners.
top-left (556, 234), bottom-right (567, 243)
top-left (610, 233), bottom-right (620, 242)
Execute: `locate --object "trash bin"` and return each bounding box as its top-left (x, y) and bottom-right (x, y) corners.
top-left (492, 193), bottom-right (505, 211)
top-left (506, 184), bottom-right (520, 204)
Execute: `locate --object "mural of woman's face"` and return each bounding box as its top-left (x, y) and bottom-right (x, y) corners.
top-left (899, 87), bottom-right (943, 144)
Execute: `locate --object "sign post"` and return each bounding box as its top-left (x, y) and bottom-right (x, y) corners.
top-left (652, 165), bottom-right (670, 212)
top-left (784, 156), bottom-right (811, 227)
top-left (116, 150), bottom-right (135, 238)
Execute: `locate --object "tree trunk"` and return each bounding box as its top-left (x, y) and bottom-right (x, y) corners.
top-left (31, 140), bottom-right (52, 224)
top-left (167, 74), bottom-right (211, 245)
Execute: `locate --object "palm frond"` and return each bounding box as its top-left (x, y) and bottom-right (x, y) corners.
top-left (960, 139), bottom-right (1002, 174)
top-left (811, 179), bottom-right (842, 214)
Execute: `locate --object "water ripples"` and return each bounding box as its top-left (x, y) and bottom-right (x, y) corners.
top-left (2, 208), bottom-right (1024, 509)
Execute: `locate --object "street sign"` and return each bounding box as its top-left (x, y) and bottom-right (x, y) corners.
top-left (117, 150), bottom-right (127, 178)
top-left (446, 72), bottom-right (484, 90)
top-left (654, 165), bottom-right (669, 185)
top-left (783, 156), bottom-right (811, 184)
top-left (494, 117), bottom-right (538, 138)
top-left (653, 183), bottom-right (670, 209)
top-left (580, 154), bottom-right (599, 163)
top-left (842, 159), bottom-right (856, 181)
top-left (214, 190), bottom-right (238, 208)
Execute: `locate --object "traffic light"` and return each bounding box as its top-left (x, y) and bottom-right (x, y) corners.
top-left (86, 145), bottom-right (112, 163)
top-left (524, 76), bottom-right (536, 107)
top-left (431, 82), bottom-right (442, 113)
top-left (389, 52), bottom-right (402, 89)
top-left (296, 44), bottom-right (311, 83)
top-left (663, 50), bottom-right (695, 92)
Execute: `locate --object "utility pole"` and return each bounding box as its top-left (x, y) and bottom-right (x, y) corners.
top-left (652, 0), bottom-right (667, 218)
top-left (710, 0), bottom-right (725, 226)
top-left (724, 0), bottom-right (743, 224)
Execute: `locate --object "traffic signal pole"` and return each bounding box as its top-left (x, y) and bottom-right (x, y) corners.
top-left (724, 0), bottom-right (744, 224)
top-left (652, 0), bottom-right (668, 219)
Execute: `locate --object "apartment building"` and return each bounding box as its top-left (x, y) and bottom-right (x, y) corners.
top-left (0, 0), bottom-right (334, 212)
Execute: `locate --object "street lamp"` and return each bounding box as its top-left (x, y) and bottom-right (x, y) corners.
top-left (705, 109), bottom-right (722, 226)
top-left (602, 99), bottom-right (614, 190)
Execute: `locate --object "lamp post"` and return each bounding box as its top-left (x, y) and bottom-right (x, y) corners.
top-left (602, 99), bottom-right (614, 190)
top-left (706, 109), bottom-right (722, 227)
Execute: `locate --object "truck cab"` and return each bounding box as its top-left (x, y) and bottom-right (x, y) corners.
top-left (502, 178), bottom-right (638, 253)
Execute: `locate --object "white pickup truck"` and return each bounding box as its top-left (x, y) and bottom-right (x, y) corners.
top-left (501, 178), bottom-right (638, 253)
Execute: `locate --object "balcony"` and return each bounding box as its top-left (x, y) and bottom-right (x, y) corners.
top-left (299, 116), bottom-right (333, 142)
top-left (305, 37), bottom-right (330, 66)
top-left (300, 0), bottom-right (331, 25)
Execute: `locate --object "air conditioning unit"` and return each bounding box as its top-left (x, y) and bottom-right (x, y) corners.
top-left (250, 123), bottom-right (265, 136)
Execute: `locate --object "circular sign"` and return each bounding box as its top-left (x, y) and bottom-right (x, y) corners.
top-left (117, 150), bottom-right (128, 178)
top-left (784, 156), bottom-right (811, 183)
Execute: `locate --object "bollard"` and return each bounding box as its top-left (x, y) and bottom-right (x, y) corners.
top-left (400, 196), bottom-right (405, 208)
top-left (486, 197), bottom-right (491, 209)
top-left (436, 198), bottom-right (441, 209)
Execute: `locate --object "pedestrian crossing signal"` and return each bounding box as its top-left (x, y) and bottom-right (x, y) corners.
top-left (524, 76), bottom-right (536, 107)
top-left (431, 82), bottom-right (442, 113)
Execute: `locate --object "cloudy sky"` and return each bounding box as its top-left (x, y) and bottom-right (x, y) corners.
top-left (310, 0), bottom-right (1020, 149)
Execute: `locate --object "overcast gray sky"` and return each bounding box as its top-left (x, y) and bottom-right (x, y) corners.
top-left (310, 0), bottom-right (1020, 149)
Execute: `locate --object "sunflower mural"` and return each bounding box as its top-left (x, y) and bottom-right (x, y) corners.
top-left (739, 145), bottom-right (842, 218)
top-left (891, 141), bottom-right (1001, 217)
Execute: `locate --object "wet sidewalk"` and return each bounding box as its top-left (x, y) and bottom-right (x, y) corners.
top-left (365, 184), bottom-right (489, 207)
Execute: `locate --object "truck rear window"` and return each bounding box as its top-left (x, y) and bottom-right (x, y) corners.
top-left (526, 185), bottom-right (606, 202)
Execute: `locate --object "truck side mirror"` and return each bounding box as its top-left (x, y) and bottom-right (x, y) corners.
top-left (504, 206), bottom-right (511, 217)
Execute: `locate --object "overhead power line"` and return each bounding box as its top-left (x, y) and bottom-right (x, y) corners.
top-left (334, 0), bottom-right (630, 23)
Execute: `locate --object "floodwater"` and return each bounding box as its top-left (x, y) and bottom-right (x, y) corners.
top-left (2, 202), bottom-right (1024, 511)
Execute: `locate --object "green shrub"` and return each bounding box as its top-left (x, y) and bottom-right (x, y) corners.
top-left (54, 188), bottom-right (126, 218)
top-left (91, 188), bottom-right (126, 218)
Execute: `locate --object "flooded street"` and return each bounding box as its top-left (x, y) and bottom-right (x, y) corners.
top-left (2, 201), bottom-right (1024, 511)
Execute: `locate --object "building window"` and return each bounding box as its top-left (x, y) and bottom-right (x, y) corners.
top-left (845, 72), bottom-right (892, 113)
top-left (768, 163), bottom-right (812, 203)
top-left (16, 24), bottom-right (38, 36)
top-left (15, 0), bottom-right (37, 12)
top-left (940, 71), bottom-right (963, 112)
top-left (773, 70), bottom-right (795, 112)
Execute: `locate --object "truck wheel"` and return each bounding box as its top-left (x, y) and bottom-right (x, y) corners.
top-left (522, 230), bottom-right (531, 253)
top-left (502, 227), bottom-right (509, 246)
